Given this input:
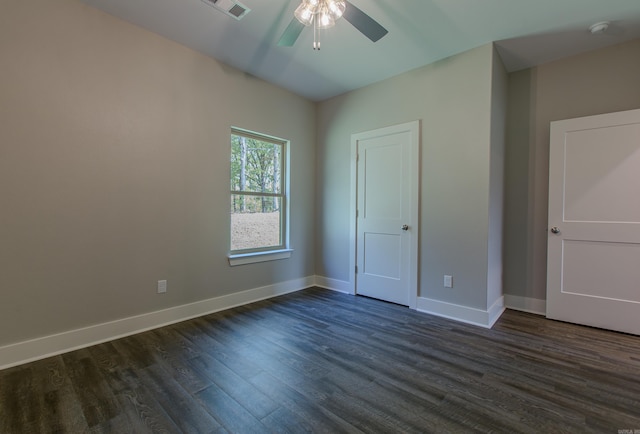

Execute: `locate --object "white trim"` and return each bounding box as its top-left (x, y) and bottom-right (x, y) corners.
top-left (0, 276), bottom-right (314, 371)
top-left (314, 276), bottom-right (353, 294)
top-left (416, 296), bottom-right (505, 329)
top-left (229, 127), bottom-right (291, 265)
top-left (487, 296), bottom-right (506, 328)
top-left (350, 120), bottom-right (421, 308)
top-left (228, 249), bottom-right (293, 266)
top-left (504, 294), bottom-right (546, 316)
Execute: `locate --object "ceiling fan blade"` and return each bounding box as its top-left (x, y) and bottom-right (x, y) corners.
top-left (343, 1), bottom-right (388, 42)
top-left (278, 18), bottom-right (305, 46)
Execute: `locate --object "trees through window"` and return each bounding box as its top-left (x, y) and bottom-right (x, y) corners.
top-left (230, 129), bottom-right (287, 254)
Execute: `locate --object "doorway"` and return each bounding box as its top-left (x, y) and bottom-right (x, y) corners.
top-left (547, 108), bottom-right (640, 335)
top-left (349, 121), bottom-right (420, 307)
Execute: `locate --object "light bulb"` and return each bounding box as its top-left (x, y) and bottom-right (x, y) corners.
top-left (294, 2), bottom-right (315, 26)
top-left (316, 6), bottom-right (335, 29)
top-left (327, 0), bottom-right (345, 19)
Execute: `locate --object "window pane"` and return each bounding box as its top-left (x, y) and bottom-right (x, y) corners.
top-left (231, 135), bottom-right (282, 194)
top-left (231, 195), bottom-right (282, 251)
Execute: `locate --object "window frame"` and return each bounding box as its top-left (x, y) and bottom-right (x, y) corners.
top-left (228, 128), bottom-right (292, 266)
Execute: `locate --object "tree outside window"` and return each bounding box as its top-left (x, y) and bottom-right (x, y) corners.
top-left (230, 129), bottom-right (287, 253)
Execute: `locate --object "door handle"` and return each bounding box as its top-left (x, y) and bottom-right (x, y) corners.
top-left (402, 224), bottom-right (409, 231)
top-left (550, 227), bottom-right (560, 234)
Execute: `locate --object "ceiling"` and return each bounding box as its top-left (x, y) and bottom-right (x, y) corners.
top-left (81, 0), bottom-right (640, 101)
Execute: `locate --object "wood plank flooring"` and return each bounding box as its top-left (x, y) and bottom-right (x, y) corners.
top-left (1, 287), bottom-right (639, 433)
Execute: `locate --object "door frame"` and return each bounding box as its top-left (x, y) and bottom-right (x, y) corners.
top-left (349, 120), bottom-right (420, 309)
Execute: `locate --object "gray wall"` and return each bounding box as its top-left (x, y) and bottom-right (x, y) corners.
top-left (487, 46), bottom-right (508, 308)
top-left (504, 69), bottom-right (535, 300)
top-left (317, 44), bottom-right (505, 311)
top-left (0, 0), bottom-right (316, 346)
top-left (503, 38), bottom-right (640, 300)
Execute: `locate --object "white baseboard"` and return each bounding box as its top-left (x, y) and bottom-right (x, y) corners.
top-left (416, 296), bottom-right (505, 329)
top-left (487, 296), bottom-right (506, 328)
top-left (314, 276), bottom-right (353, 294)
top-left (0, 276), bottom-right (315, 370)
top-left (504, 294), bottom-right (546, 316)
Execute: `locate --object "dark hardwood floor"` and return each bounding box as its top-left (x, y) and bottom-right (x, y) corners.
top-left (1, 287), bottom-right (639, 433)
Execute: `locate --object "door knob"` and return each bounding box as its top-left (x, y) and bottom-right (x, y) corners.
top-left (402, 224), bottom-right (409, 231)
top-left (550, 227), bottom-right (560, 234)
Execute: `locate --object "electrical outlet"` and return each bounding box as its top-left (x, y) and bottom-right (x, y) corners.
top-left (157, 280), bottom-right (167, 294)
top-left (444, 275), bottom-right (453, 288)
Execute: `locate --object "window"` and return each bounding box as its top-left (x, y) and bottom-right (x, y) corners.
top-left (228, 128), bottom-right (291, 265)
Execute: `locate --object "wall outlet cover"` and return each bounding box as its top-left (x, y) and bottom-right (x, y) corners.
top-left (157, 280), bottom-right (167, 294)
top-left (444, 275), bottom-right (453, 288)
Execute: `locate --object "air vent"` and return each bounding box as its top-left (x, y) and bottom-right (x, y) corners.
top-left (201, 0), bottom-right (250, 20)
top-left (228, 4), bottom-right (247, 18)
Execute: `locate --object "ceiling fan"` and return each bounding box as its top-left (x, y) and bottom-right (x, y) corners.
top-left (278, 0), bottom-right (388, 49)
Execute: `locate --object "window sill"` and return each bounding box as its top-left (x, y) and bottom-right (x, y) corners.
top-left (228, 249), bottom-right (293, 266)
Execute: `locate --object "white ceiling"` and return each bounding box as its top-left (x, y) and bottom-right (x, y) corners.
top-left (81, 0), bottom-right (640, 101)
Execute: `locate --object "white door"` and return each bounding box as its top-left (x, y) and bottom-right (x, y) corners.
top-left (547, 108), bottom-right (640, 335)
top-left (352, 121), bottom-right (419, 307)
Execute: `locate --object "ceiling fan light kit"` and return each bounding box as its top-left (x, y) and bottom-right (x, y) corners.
top-left (295, 0), bottom-right (346, 28)
top-left (279, 0), bottom-right (388, 49)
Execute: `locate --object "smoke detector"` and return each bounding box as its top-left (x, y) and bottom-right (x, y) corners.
top-left (589, 21), bottom-right (610, 34)
top-left (201, 0), bottom-right (251, 20)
